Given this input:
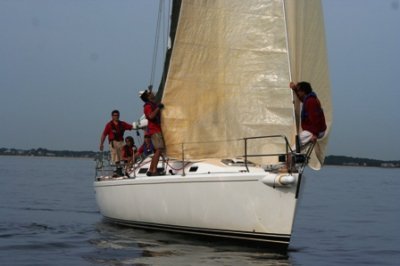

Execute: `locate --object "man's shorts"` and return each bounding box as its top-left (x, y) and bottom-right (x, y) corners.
top-left (299, 130), bottom-right (325, 146)
top-left (151, 132), bottom-right (165, 150)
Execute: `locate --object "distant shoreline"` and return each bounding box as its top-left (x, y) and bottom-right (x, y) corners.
top-left (1, 148), bottom-right (399, 168)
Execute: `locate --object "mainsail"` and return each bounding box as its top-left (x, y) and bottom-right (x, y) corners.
top-left (160, 0), bottom-right (332, 169)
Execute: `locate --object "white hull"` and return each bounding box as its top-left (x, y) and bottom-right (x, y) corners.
top-left (94, 159), bottom-right (302, 248)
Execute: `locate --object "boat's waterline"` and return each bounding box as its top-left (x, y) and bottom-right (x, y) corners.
top-left (103, 216), bottom-right (291, 248)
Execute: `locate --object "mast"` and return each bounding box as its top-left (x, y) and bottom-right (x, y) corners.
top-left (156, 0), bottom-right (182, 101)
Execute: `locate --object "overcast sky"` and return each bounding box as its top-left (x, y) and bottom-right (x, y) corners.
top-left (1, 0), bottom-right (399, 160)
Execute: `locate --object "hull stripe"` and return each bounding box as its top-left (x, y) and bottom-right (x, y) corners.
top-left (104, 217), bottom-right (291, 247)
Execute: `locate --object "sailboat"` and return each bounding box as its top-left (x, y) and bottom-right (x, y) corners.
top-left (94, 0), bottom-right (332, 249)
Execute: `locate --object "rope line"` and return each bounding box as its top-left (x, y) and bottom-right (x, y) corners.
top-left (149, 0), bottom-right (164, 86)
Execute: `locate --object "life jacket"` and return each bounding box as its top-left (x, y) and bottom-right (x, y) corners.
top-left (123, 145), bottom-right (133, 157)
top-left (110, 121), bottom-right (124, 141)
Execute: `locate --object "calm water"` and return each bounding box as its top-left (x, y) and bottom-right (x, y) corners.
top-left (0, 156), bottom-right (399, 265)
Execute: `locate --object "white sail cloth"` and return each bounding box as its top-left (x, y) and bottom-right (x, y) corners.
top-left (161, 0), bottom-right (332, 169)
top-left (285, 0), bottom-right (332, 169)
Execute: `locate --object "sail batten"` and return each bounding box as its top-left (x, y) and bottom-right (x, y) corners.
top-left (160, 0), bottom-right (331, 167)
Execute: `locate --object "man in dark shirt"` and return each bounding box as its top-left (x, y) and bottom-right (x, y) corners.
top-left (290, 81), bottom-right (327, 147)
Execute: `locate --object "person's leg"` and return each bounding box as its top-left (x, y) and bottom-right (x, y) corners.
top-left (299, 130), bottom-right (313, 147)
top-left (113, 141), bottom-right (124, 176)
top-left (148, 133), bottom-right (165, 175)
top-left (109, 142), bottom-right (118, 176)
top-left (149, 149), bottom-right (161, 173)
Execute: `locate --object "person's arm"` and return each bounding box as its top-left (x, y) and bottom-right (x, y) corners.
top-left (122, 121), bottom-right (133, 130)
top-left (99, 124), bottom-right (109, 151)
top-left (100, 134), bottom-right (106, 151)
top-left (135, 145), bottom-right (144, 157)
top-left (289, 82), bottom-right (301, 100)
top-left (144, 104), bottom-right (163, 120)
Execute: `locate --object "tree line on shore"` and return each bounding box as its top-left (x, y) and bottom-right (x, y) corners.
top-left (0, 148), bottom-right (98, 159)
top-left (1, 147), bottom-right (399, 168)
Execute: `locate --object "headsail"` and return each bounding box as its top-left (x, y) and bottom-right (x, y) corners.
top-left (160, 0), bottom-right (331, 169)
top-left (285, 0), bottom-right (332, 169)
